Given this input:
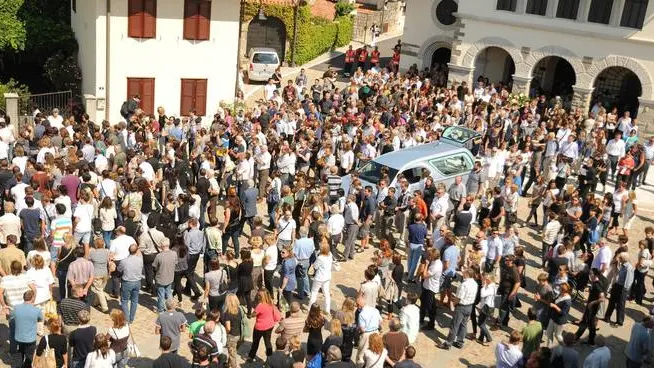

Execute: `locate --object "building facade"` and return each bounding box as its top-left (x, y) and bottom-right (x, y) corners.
top-left (71, 0), bottom-right (241, 123)
top-left (400, 0), bottom-right (654, 123)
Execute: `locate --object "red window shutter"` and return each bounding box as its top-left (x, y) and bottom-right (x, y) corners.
top-left (183, 0), bottom-right (199, 40)
top-left (197, 1), bottom-right (211, 40)
top-left (141, 78), bottom-right (155, 115)
top-left (194, 79), bottom-right (208, 116)
top-left (142, 0), bottom-right (157, 38)
top-left (128, 0), bottom-right (144, 38)
top-left (180, 79), bottom-right (195, 115)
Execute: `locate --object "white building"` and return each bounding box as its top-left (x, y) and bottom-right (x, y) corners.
top-left (71, 0), bottom-right (241, 123)
top-left (400, 0), bottom-right (654, 122)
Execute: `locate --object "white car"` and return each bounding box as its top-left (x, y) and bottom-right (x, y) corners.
top-left (247, 48), bottom-right (280, 82)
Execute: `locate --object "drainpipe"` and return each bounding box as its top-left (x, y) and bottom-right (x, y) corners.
top-left (105, 0), bottom-right (111, 121)
top-left (236, 0), bottom-right (245, 98)
top-left (290, 1), bottom-right (299, 67)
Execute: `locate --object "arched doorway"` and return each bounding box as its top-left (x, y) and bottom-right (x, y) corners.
top-left (246, 17), bottom-right (287, 61)
top-left (591, 67), bottom-right (642, 117)
top-left (473, 47), bottom-right (516, 90)
top-left (531, 56), bottom-right (576, 103)
top-left (431, 47), bottom-right (451, 87)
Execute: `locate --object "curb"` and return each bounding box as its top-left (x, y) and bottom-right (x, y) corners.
top-left (244, 29), bottom-right (403, 100)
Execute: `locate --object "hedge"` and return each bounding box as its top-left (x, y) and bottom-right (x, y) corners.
top-left (243, 3), bottom-right (353, 65)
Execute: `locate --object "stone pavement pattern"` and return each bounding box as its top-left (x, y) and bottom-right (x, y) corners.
top-left (1, 174), bottom-right (652, 367)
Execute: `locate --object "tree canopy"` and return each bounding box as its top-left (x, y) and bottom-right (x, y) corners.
top-left (0, 0), bottom-right (27, 52)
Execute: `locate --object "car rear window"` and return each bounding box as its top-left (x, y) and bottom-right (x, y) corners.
top-left (252, 53), bottom-right (278, 64)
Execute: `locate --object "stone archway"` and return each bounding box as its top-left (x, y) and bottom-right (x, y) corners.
top-left (420, 36), bottom-right (454, 68)
top-left (460, 37), bottom-right (523, 69)
top-left (473, 46), bottom-right (516, 88)
top-left (592, 67), bottom-right (643, 117)
top-left (586, 55), bottom-right (653, 101)
top-left (531, 56), bottom-right (577, 102)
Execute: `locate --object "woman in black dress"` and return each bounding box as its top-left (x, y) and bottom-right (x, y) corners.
top-left (237, 249), bottom-right (254, 314)
top-left (304, 303), bottom-right (325, 357)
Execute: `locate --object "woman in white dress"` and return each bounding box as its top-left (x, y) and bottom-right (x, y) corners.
top-left (621, 190), bottom-right (638, 238)
top-left (84, 333), bottom-right (116, 368)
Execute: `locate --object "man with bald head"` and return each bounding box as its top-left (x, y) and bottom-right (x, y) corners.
top-left (190, 319), bottom-right (219, 363)
top-left (118, 243), bottom-right (143, 323)
top-left (109, 225), bottom-right (137, 298)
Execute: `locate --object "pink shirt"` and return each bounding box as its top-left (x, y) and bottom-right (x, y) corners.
top-left (253, 303), bottom-right (281, 331)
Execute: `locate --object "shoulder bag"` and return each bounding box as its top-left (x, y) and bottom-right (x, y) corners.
top-left (127, 325), bottom-right (141, 358)
top-left (32, 335), bottom-right (56, 368)
top-left (147, 229), bottom-right (162, 253)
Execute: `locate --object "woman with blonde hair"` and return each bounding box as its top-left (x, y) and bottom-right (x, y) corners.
top-left (106, 309), bottom-right (130, 368)
top-left (309, 242), bottom-right (333, 312)
top-left (334, 297), bottom-right (357, 362)
top-left (250, 236), bottom-right (265, 292)
top-left (247, 289), bottom-right (281, 362)
top-left (26, 254), bottom-right (55, 307)
top-left (321, 318), bottom-right (343, 356)
top-left (621, 190), bottom-right (637, 237)
top-left (362, 333), bottom-right (391, 368)
top-left (222, 293), bottom-right (243, 368)
top-left (55, 233), bottom-right (77, 301)
top-left (27, 237), bottom-right (51, 269)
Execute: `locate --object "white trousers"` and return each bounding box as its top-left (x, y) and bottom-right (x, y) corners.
top-left (309, 279), bottom-right (331, 313)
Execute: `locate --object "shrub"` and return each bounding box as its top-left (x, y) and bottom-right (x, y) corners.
top-left (335, 2), bottom-right (355, 17)
top-left (43, 52), bottom-right (82, 96)
top-left (0, 79), bottom-right (30, 113)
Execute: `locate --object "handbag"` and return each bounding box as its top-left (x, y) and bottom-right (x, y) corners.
top-left (127, 325), bottom-right (141, 358)
top-left (43, 299), bottom-right (58, 321)
top-left (238, 305), bottom-right (252, 343)
top-left (32, 335), bottom-right (56, 368)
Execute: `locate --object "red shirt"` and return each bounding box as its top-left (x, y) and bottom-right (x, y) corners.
top-left (253, 303), bottom-right (281, 331)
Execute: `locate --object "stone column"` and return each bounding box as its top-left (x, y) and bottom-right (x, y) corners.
top-left (83, 94), bottom-right (98, 123)
top-left (447, 64), bottom-right (474, 88)
top-left (610, 0), bottom-right (626, 26)
top-left (637, 98), bottom-right (654, 137)
top-left (511, 75), bottom-right (532, 95)
top-left (3, 93), bottom-right (19, 133)
top-left (516, 0), bottom-right (527, 14)
top-left (577, 0), bottom-right (591, 21)
top-left (548, 0), bottom-right (560, 17)
top-left (572, 85), bottom-right (594, 113)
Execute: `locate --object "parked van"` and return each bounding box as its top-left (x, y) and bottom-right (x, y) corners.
top-left (247, 48), bottom-right (280, 82)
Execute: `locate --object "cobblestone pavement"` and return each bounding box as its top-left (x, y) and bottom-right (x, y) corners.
top-left (2, 179), bottom-right (654, 367)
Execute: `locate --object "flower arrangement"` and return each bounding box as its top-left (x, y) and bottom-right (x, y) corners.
top-left (507, 93), bottom-right (531, 108)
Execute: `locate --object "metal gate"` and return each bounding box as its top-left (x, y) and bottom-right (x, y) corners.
top-left (246, 17), bottom-right (287, 61)
top-left (18, 90), bottom-right (74, 124)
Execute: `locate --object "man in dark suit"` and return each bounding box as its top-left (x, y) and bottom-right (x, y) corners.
top-left (240, 180), bottom-right (259, 236)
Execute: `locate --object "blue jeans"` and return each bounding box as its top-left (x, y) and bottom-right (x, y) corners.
top-left (115, 350), bottom-right (129, 368)
top-left (156, 283), bottom-right (173, 312)
top-left (267, 201), bottom-right (278, 229)
top-left (103, 231), bottom-right (113, 248)
top-left (296, 259), bottom-right (311, 298)
top-left (71, 360), bottom-right (85, 368)
top-left (121, 280), bottom-right (141, 323)
top-left (408, 243), bottom-right (423, 281)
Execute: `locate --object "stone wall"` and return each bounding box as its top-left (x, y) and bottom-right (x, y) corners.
top-left (352, 1), bottom-right (402, 44)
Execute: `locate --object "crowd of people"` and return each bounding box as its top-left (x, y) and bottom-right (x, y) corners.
top-left (0, 39), bottom-right (653, 368)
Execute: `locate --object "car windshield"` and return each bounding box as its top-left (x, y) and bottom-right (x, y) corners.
top-left (441, 126), bottom-right (479, 144)
top-left (357, 160), bottom-right (399, 185)
top-left (252, 53), bottom-right (278, 64)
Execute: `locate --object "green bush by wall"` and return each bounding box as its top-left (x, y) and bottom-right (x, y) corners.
top-left (243, 3), bottom-right (353, 65)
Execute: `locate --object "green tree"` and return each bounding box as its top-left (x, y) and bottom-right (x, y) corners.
top-left (0, 0), bottom-right (27, 52)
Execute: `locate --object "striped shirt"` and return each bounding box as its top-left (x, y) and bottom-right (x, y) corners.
top-left (66, 258), bottom-right (94, 286)
top-left (0, 274), bottom-right (34, 307)
top-left (326, 174), bottom-right (342, 198)
top-left (58, 297), bottom-right (89, 325)
top-left (50, 216), bottom-right (73, 248)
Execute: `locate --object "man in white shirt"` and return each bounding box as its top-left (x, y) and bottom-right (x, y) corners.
top-left (485, 228), bottom-right (503, 273)
top-left (327, 204), bottom-right (344, 255)
top-left (591, 239), bottom-right (613, 277)
top-left (97, 172), bottom-right (118, 200)
top-left (495, 331), bottom-right (524, 368)
top-left (109, 226), bottom-right (137, 296)
top-left (641, 136), bottom-right (654, 186)
top-left (430, 188), bottom-right (449, 230)
top-left (0, 202), bottom-right (21, 246)
top-left (439, 268), bottom-right (478, 350)
top-left (264, 79), bottom-right (277, 101)
top-left (47, 108), bottom-right (64, 130)
top-left (559, 134), bottom-right (578, 162)
top-left (276, 210), bottom-right (296, 248)
top-left (255, 145), bottom-right (271, 198)
top-left (399, 293), bottom-right (420, 344)
top-left (138, 157), bottom-right (155, 183)
top-left (606, 132), bottom-right (626, 180)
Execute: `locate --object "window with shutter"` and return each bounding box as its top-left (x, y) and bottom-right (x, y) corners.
top-left (126, 78), bottom-right (155, 115)
top-left (588, 0), bottom-right (613, 23)
top-left (621, 0), bottom-right (649, 29)
top-left (183, 0), bottom-right (211, 40)
top-left (128, 0), bottom-right (157, 38)
top-left (496, 0), bottom-right (517, 11)
top-left (556, 0), bottom-right (580, 19)
top-left (180, 79), bottom-right (208, 116)
top-left (526, 0), bottom-right (548, 15)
